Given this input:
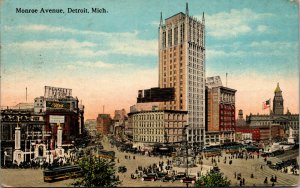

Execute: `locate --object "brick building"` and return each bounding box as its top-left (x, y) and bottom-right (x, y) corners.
top-left (96, 114), bottom-right (112, 135)
top-left (205, 76), bottom-right (236, 145)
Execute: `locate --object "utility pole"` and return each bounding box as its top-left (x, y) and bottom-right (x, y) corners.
top-left (226, 73), bottom-right (228, 87)
top-left (184, 125), bottom-right (189, 188)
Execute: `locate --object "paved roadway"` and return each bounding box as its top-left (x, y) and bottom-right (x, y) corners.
top-left (0, 168), bottom-right (75, 187)
top-left (1, 138), bottom-right (299, 187)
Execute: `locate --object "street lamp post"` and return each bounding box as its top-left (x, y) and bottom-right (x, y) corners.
top-left (4, 151), bottom-right (7, 166)
top-left (183, 125), bottom-right (189, 188)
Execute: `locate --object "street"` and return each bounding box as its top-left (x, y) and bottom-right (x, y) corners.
top-left (0, 137), bottom-right (299, 187)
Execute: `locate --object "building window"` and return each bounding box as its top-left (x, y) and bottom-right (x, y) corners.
top-left (162, 32), bottom-right (166, 48)
top-left (168, 29), bottom-right (172, 46)
top-left (174, 27), bottom-right (178, 45)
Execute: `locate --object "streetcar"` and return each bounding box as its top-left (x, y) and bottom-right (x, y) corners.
top-left (95, 150), bottom-right (115, 160)
top-left (43, 165), bottom-right (83, 182)
top-left (203, 148), bottom-right (222, 157)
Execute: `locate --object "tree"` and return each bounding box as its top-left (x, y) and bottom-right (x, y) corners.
top-left (72, 156), bottom-right (120, 187)
top-left (195, 171), bottom-right (231, 187)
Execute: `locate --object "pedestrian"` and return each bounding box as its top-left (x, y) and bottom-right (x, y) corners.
top-left (264, 177), bottom-right (268, 184)
top-left (240, 180), bottom-right (242, 187)
top-left (242, 178), bottom-right (245, 185)
top-left (234, 172), bottom-right (236, 178)
top-left (274, 175), bottom-right (277, 182)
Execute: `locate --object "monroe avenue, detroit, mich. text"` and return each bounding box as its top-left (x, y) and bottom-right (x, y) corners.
top-left (16, 7), bottom-right (108, 14)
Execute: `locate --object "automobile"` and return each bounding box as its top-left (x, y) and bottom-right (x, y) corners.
top-left (269, 164), bottom-right (278, 170)
top-left (261, 152), bottom-right (270, 157)
top-left (96, 145), bottom-right (104, 150)
top-left (131, 173), bottom-right (139, 179)
top-left (211, 166), bottom-right (220, 173)
top-left (180, 176), bottom-right (196, 184)
top-left (161, 175), bottom-right (175, 182)
top-left (118, 166), bottom-right (127, 173)
top-left (141, 173), bottom-right (158, 181)
top-left (157, 171), bottom-right (168, 179)
top-left (174, 172), bottom-right (186, 180)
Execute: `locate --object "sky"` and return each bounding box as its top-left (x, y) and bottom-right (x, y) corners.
top-left (1, 0), bottom-right (299, 119)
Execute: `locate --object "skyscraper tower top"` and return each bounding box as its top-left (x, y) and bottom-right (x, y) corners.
top-left (274, 82), bottom-right (282, 93)
top-left (186, 1), bottom-right (189, 16)
top-left (273, 82), bottom-right (284, 115)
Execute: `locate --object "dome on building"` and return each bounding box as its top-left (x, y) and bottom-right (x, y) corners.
top-left (274, 83), bottom-right (282, 93)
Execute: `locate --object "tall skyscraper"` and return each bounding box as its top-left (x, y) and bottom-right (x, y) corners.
top-left (158, 3), bottom-right (206, 148)
top-left (273, 83), bottom-right (284, 115)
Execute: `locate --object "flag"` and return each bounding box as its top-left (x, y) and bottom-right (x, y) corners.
top-left (263, 99), bottom-right (270, 109)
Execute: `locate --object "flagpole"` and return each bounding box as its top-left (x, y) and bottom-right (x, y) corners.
top-left (269, 98), bottom-right (271, 115)
top-left (269, 98), bottom-right (272, 144)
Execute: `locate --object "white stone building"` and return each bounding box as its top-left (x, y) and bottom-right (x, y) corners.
top-left (128, 110), bottom-right (187, 148)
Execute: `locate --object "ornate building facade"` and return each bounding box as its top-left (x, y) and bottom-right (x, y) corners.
top-left (128, 110), bottom-right (187, 148)
top-left (246, 83), bottom-right (299, 142)
top-left (0, 86), bottom-right (84, 166)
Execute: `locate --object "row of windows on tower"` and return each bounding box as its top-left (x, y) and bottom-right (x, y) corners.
top-left (162, 27), bottom-right (204, 48)
top-left (163, 50), bottom-right (181, 58)
top-left (189, 69), bottom-right (204, 76)
top-left (188, 93), bottom-right (203, 98)
top-left (188, 87), bottom-right (203, 93)
top-left (189, 102), bottom-right (203, 109)
top-left (220, 103), bottom-right (235, 108)
top-left (189, 81), bottom-right (204, 87)
top-left (220, 116), bottom-right (236, 121)
top-left (162, 24), bottom-right (185, 48)
top-left (221, 94), bottom-right (235, 103)
top-left (220, 110), bottom-right (235, 115)
top-left (162, 44), bottom-right (184, 53)
top-left (189, 110), bottom-right (204, 117)
top-left (189, 98), bottom-right (203, 106)
top-left (188, 117), bottom-right (203, 123)
top-left (189, 56), bottom-right (203, 65)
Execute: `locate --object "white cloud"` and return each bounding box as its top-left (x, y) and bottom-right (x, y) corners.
top-left (150, 20), bottom-right (160, 27)
top-left (76, 61), bottom-right (115, 69)
top-left (109, 38), bottom-right (157, 56)
top-left (8, 39), bottom-right (96, 49)
top-left (75, 49), bottom-right (109, 57)
top-left (199, 8), bottom-right (273, 38)
top-left (207, 40), bottom-right (297, 59)
top-left (207, 49), bottom-right (246, 58)
top-left (66, 64), bottom-right (77, 70)
top-left (257, 25), bottom-right (268, 33)
top-left (4, 24), bottom-right (136, 39)
top-left (250, 41), bottom-right (297, 49)
top-left (66, 61), bottom-right (133, 70)
top-left (4, 24), bottom-right (157, 57)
